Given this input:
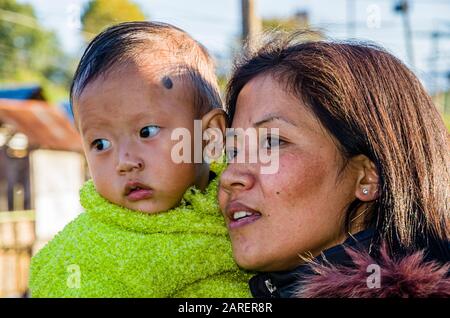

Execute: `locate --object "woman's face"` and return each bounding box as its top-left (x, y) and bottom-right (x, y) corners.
top-left (218, 75), bottom-right (362, 272)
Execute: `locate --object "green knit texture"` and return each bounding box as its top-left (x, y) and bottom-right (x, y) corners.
top-left (29, 162), bottom-right (252, 298)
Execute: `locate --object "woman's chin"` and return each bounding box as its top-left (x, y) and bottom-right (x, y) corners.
top-left (234, 249), bottom-right (272, 271)
top-left (232, 247), bottom-right (258, 270)
top-left (237, 260), bottom-right (264, 271)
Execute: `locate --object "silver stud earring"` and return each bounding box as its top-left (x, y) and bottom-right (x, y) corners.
top-left (362, 188), bottom-right (369, 195)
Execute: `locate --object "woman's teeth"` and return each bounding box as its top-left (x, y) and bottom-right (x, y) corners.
top-left (233, 211), bottom-right (254, 220)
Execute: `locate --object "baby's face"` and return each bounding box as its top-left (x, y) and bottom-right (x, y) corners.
top-left (74, 62), bottom-right (199, 213)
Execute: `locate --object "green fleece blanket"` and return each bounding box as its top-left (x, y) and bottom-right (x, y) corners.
top-left (29, 162), bottom-right (251, 297)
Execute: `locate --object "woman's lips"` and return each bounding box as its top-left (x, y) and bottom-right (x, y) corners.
top-left (226, 201), bottom-right (262, 229)
top-left (228, 214), bottom-right (262, 229)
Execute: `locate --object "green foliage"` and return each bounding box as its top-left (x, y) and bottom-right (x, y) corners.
top-left (0, 0), bottom-right (74, 102)
top-left (262, 17), bottom-right (305, 32)
top-left (81, 0), bottom-right (146, 41)
top-left (262, 13), bottom-right (323, 41)
top-left (443, 113), bottom-right (450, 131)
top-left (217, 74), bottom-right (228, 96)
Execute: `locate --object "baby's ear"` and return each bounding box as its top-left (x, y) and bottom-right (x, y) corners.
top-left (201, 108), bottom-right (226, 135)
top-left (201, 109), bottom-right (226, 162)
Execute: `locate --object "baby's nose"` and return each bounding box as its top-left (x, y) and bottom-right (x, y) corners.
top-left (116, 153), bottom-right (145, 174)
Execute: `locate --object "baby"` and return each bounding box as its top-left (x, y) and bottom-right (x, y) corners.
top-left (29, 22), bottom-right (250, 297)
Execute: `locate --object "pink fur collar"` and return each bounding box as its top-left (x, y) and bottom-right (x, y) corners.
top-left (296, 244), bottom-right (450, 298)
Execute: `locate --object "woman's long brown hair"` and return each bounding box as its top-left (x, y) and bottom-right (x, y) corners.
top-left (226, 33), bottom-right (450, 260)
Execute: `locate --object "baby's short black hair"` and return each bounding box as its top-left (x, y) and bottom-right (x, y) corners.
top-left (70, 21), bottom-right (222, 117)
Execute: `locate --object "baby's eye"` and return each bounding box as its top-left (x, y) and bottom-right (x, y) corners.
top-left (140, 125), bottom-right (160, 138)
top-left (91, 139), bottom-right (111, 152)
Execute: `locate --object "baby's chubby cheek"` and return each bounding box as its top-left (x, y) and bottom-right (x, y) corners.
top-left (90, 172), bottom-right (122, 205)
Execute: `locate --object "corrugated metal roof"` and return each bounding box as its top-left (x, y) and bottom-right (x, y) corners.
top-left (0, 99), bottom-right (82, 152)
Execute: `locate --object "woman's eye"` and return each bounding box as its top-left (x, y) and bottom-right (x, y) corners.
top-left (261, 135), bottom-right (284, 149)
top-left (140, 125), bottom-right (160, 138)
top-left (226, 147), bottom-right (239, 161)
top-left (91, 139), bottom-right (111, 152)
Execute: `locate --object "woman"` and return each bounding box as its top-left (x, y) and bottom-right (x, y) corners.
top-left (218, 34), bottom-right (450, 298)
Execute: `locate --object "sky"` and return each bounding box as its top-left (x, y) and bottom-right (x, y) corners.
top-left (15, 0), bottom-right (450, 93)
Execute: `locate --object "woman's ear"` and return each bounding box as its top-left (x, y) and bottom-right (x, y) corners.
top-left (352, 155), bottom-right (380, 202)
top-left (201, 108), bottom-right (226, 161)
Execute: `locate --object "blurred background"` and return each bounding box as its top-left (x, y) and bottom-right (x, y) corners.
top-left (0, 0), bottom-right (449, 298)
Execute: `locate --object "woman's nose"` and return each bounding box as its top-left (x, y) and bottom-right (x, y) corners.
top-left (116, 153), bottom-right (145, 174)
top-left (219, 164), bottom-right (255, 193)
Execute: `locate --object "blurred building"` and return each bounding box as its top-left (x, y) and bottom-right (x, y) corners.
top-left (0, 86), bottom-right (86, 297)
top-left (0, 86), bottom-right (46, 102)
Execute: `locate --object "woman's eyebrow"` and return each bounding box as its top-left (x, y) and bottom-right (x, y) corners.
top-left (253, 114), bottom-right (297, 128)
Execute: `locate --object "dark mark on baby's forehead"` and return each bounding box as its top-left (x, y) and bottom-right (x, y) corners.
top-left (162, 76), bottom-right (173, 89)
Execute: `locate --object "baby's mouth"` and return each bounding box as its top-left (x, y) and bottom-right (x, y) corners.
top-left (124, 182), bottom-right (154, 201)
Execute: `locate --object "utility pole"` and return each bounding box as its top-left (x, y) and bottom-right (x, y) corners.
top-left (394, 0), bottom-right (415, 69)
top-left (430, 31), bottom-right (440, 95)
top-left (241, 0), bottom-right (261, 51)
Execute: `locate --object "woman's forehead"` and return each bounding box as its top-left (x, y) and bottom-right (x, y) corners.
top-left (232, 75), bottom-right (317, 129)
